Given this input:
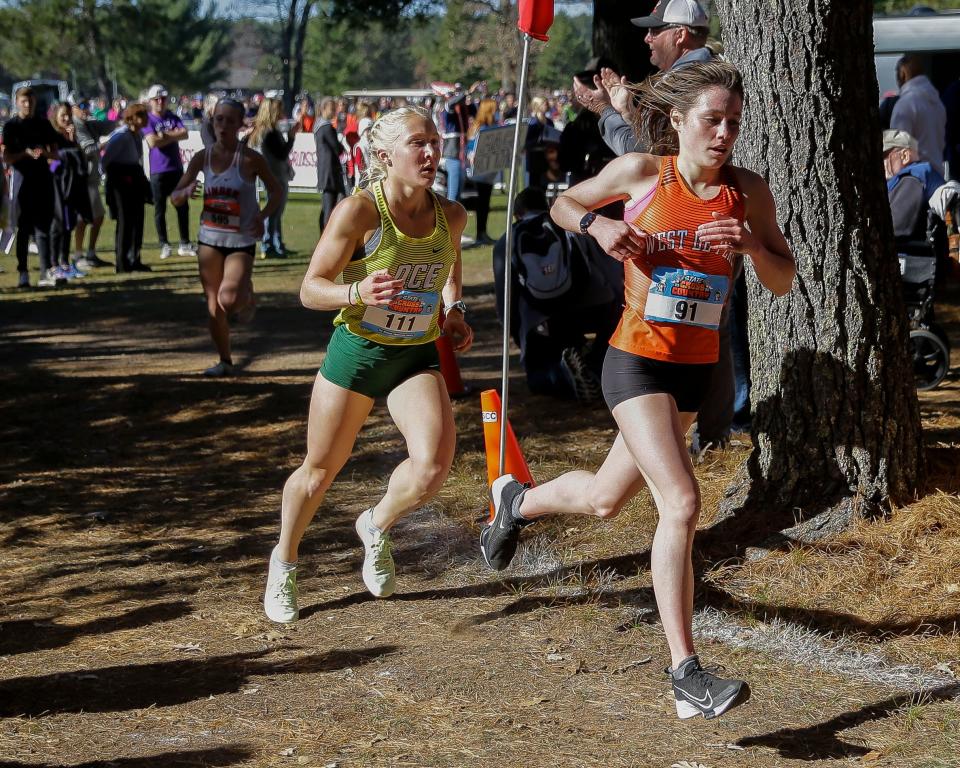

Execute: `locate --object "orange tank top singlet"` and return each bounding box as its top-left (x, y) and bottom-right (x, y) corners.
top-left (610, 155), bottom-right (745, 364)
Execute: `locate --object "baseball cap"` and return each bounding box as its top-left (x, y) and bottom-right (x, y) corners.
top-left (67, 91), bottom-right (87, 107)
top-left (146, 84), bottom-right (168, 100)
top-left (631, 0), bottom-right (709, 29)
top-left (882, 129), bottom-right (918, 153)
top-left (358, 117), bottom-right (374, 135)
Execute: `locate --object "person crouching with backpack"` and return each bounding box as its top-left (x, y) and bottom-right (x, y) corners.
top-left (492, 187), bottom-right (622, 402)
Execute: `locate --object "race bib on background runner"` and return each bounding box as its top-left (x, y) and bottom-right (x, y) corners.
top-left (644, 267), bottom-right (729, 330)
top-left (360, 290), bottom-right (438, 339)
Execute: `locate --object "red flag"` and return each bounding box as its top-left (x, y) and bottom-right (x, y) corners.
top-left (517, 0), bottom-right (553, 41)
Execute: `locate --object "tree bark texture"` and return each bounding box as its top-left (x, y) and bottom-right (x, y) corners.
top-left (709, 0), bottom-right (924, 544)
top-left (280, 1), bottom-right (314, 113)
top-left (497, 0), bottom-right (520, 94)
top-left (592, 0), bottom-right (656, 83)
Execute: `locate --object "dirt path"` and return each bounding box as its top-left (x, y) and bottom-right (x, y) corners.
top-left (1, 261), bottom-right (959, 768)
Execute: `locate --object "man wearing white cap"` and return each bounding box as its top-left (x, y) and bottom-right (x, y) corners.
top-left (575, 0), bottom-right (714, 157)
top-left (143, 84), bottom-right (195, 260)
top-left (883, 129), bottom-right (945, 239)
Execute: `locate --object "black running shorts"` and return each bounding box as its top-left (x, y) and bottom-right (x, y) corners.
top-left (601, 346), bottom-right (715, 413)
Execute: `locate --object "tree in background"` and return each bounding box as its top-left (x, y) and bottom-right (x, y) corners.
top-left (591, 0), bottom-right (655, 83)
top-left (873, 0), bottom-right (958, 12)
top-left (704, 0), bottom-right (925, 550)
top-left (302, 14), bottom-right (418, 95)
top-left (0, 0), bottom-right (227, 96)
top-left (111, 0), bottom-right (229, 94)
top-left (529, 11), bottom-right (591, 93)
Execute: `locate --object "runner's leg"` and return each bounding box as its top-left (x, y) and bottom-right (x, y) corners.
top-left (516, 433), bottom-right (647, 520)
top-left (609, 394), bottom-right (699, 667)
top-left (276, 375), bottom-right (374, 562)
top-left (197, 246), bottom-right (229, 361)
top-left (371, 369), bottom-right (456, 530)
top-left (218, 249), bottom-right (254, 316)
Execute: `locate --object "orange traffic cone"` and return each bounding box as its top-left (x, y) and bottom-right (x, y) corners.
top-left (436, 311), bottom-right (468, 398)
top-left (480, 388), bottom-right (535, 520)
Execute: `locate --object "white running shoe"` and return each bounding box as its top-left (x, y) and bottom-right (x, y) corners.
top-left (178, 242), bottom-right (197, 257)
top-left (263, 550), bottom-right (299, 623)
top-left (355, 508), bottom-right (396, 598)
top-left (159, 243), bottom-right (173, 260)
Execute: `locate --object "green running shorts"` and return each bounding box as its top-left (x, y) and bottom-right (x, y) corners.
top-left (319, 325), bottom-right (441, 399)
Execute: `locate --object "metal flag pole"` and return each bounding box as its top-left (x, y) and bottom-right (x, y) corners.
top-left (498, 32), bottom-right (534, 477)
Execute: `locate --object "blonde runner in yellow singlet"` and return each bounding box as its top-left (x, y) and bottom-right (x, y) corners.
top-left (263, 107), bottom-right (473, 621)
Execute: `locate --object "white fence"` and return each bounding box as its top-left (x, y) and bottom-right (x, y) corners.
top-left (150, 131), bottom-right (321, 191)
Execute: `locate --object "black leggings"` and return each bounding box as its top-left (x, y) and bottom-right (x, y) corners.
top-left (474, 181), bottom-right (493, 238)
top-left (110, 182), bottom-right (145, 272)
top-left (151, 170), bottom-right (190, 245)
top-left (15, 179), bottom-right (55, 273)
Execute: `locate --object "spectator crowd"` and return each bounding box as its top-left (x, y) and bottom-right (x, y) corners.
top-left (2, 0), bottom-right (958, 430)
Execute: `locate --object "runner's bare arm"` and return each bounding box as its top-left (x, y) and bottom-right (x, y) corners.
top-left (696, 168), bottom-right (796, 296)
top-left (440, 200), bottom-right (473, 352)
top-left (300, 195), bottom-right (403, 311)
top-left (551, 153), bottom-right (659, 261)
top-left (170, 152), bottom-right (205, 207)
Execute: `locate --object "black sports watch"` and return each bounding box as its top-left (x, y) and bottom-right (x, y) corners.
top-left (446, 300), bottom-right (468, 316)
top-left (579, 211), bottom-right (597, 234)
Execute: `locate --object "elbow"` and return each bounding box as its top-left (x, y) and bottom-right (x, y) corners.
top-left (771, 269), bottom-right (797, 297)
top-left (299, 284), bottom-right (312, 309)
top-left (770, 282), bottom-right (792, 298)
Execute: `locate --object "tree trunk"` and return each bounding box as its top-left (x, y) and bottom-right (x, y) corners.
top-left (291, 0), bottom-right (315, 108)
top-left (81, 0), bottom-right (109, 97)
top-left (280, 2), bottom-right (297, 113)
top-left (497, 0), bottom-right (520, 93)
top-left (704, 0), bottom-right (925, 551)
top-left (592, 0), bottom-right (655, 82)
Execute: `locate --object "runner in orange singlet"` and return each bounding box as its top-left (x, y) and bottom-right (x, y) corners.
top-left (480, 62), bottom-right (796, 720)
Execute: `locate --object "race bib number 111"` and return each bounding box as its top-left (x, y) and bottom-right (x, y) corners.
top-left (361, 290), bottom-right (438, 339)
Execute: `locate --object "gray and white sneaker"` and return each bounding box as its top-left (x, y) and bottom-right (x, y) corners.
top-left (263, 549), bottom-right (299, 623)
top-left (159, 243), bottom-right (173, 260)
top-left (480, 474), bottom-right (532, 571)
top-left (203, 360), bottom-right (235, 377)
top-left (37, 268), bottom-right (66, 288)
top-left (668, 655), bottom-right (749, 720)
top-left (355, 508), bottom-right (396, 598)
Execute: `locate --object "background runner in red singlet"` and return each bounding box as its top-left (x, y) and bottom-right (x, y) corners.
top-left (480, 62), bottom-right (796, 721)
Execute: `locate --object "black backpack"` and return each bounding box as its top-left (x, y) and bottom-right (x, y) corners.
top-left (512, 213), bottom-right (585, 309)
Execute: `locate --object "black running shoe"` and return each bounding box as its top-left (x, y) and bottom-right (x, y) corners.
top-left (667, 655), bottom-right (749, 720)
top-left (480, 474), bottom-right (531, 571)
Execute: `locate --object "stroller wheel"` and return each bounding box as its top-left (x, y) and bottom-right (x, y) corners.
top-left (910, 328), bottom-right (950, 391)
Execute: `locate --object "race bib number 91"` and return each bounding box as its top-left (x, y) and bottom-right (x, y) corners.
top-left (644, 267), bottom-right (728, 330)
top-left (360, 290), bottom-right (438, 339)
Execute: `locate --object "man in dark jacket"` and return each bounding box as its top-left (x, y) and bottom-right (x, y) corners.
top-left (314, 97), bottom-right (346, 234)
top-left (2, 86), bottom-right (61, 288)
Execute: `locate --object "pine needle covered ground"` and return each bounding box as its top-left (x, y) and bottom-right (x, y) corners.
top-left (1, 195), bottom-right (959, 767)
